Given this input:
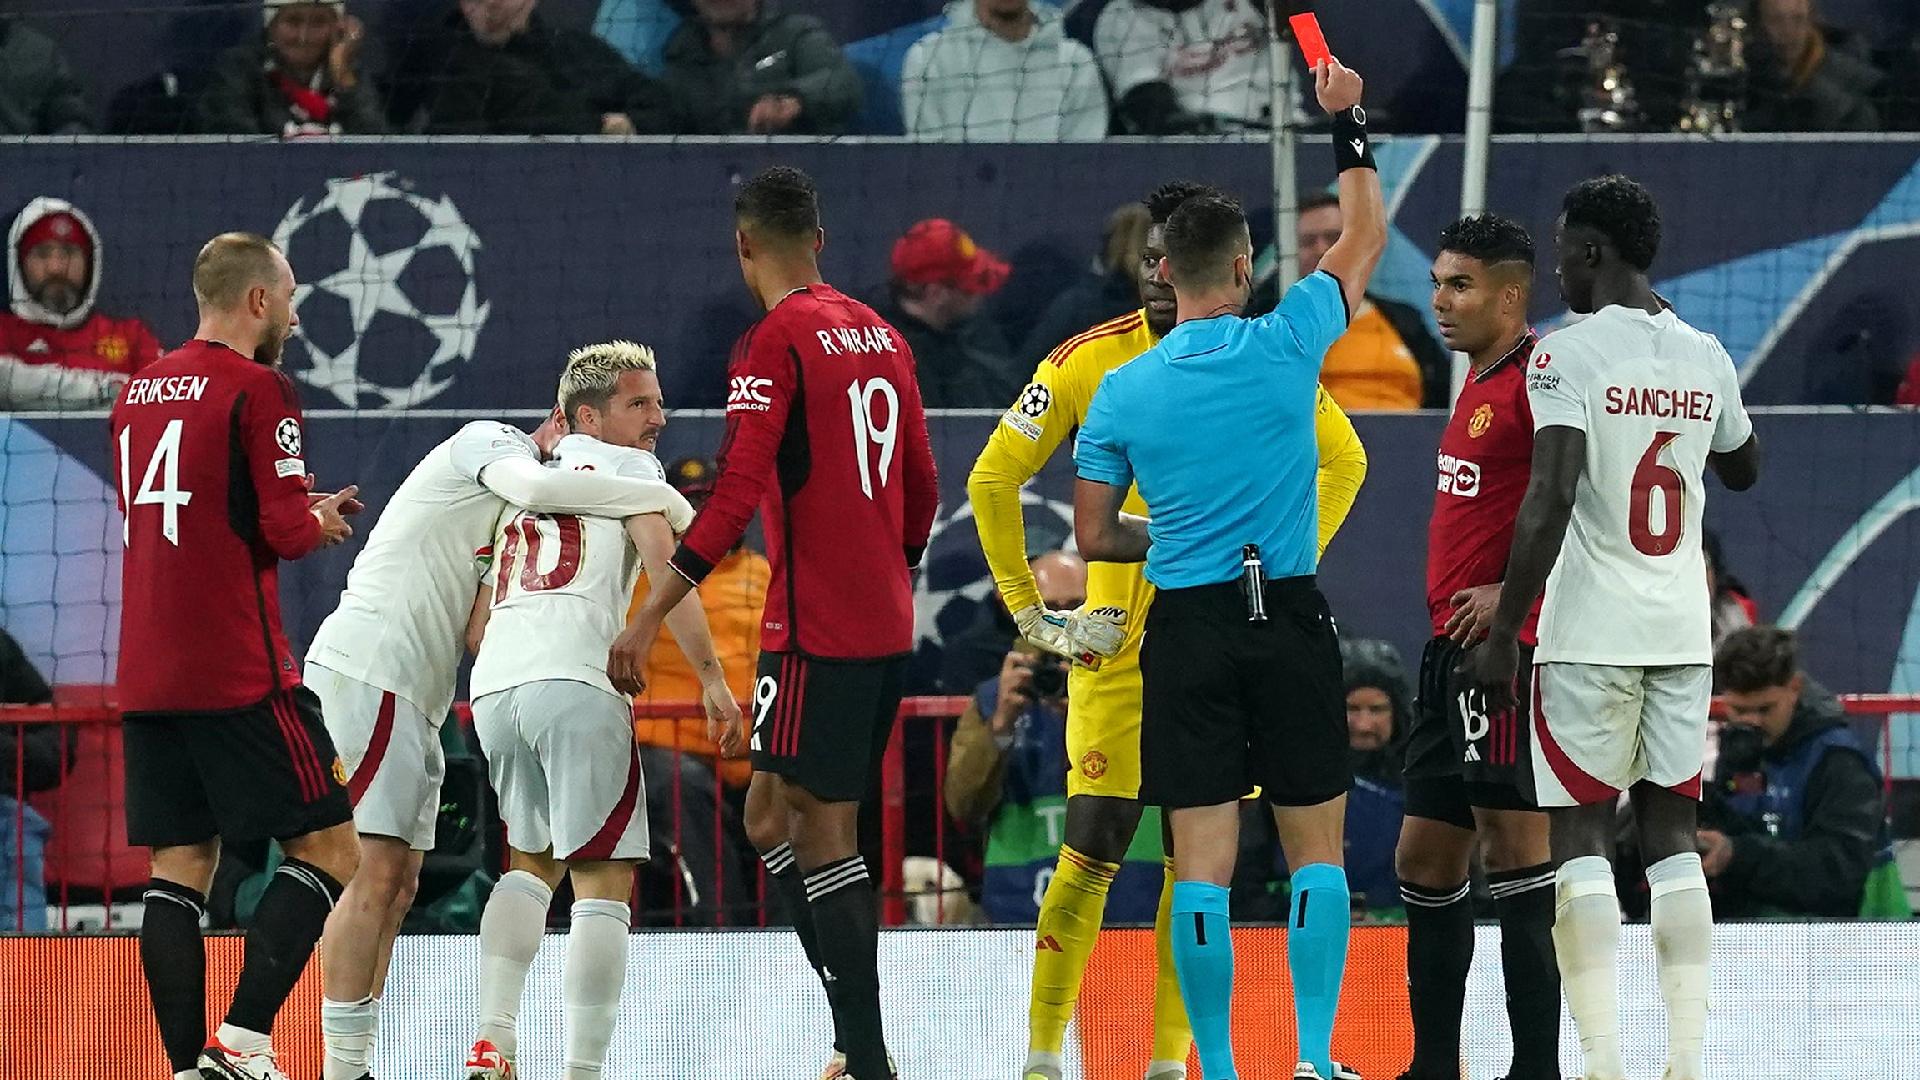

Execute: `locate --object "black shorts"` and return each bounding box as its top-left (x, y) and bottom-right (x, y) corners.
top-left (123, 685), bottom-right (352, 848)
top-left (1139, 577), bottom-right (1348, 809)
top-left (1403, 635), bottom-right (1539, 827)
top-left (750, 651), bottom-right (906, 803)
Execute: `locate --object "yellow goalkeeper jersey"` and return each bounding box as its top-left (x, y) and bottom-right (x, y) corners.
top-left (968, 308), bottom-right (1368, 664)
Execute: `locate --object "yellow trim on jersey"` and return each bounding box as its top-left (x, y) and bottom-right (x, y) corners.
top-left (966, 308), bottom-right (1367, 636)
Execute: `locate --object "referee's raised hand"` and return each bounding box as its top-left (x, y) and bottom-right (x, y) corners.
top-left (1313, 57), bottom-right (1364, 115)
top-left (310, 486), bottom-right (358, 546)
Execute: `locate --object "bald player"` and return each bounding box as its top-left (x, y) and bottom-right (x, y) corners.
top-left (112, 232), bottom-right (362, 1080)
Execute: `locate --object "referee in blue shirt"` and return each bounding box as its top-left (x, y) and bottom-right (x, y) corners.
top-left (1073, 58), bottom-right (1386, 1080)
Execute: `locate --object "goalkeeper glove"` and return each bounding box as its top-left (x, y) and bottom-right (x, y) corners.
top-left (1012, 604), bottom-right (1127, 669)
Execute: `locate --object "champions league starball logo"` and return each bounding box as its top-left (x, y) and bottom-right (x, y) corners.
top-left (272, 172), bottom-right (489, 410)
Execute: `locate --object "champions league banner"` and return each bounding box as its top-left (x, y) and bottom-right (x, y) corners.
top-left (6, 409), bottom-right (1919, 771)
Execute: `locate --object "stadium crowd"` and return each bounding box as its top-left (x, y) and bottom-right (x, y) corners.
top-left (0, 0), bottom-right (1916, 139)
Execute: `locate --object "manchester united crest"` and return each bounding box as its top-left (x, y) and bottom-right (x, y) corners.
top-left (1468, 403), bottom-right (1494, 438)
top-left (1079, 750), bottom-right (1109, 780)
top-left (96, 335), bottom-right (129, 365)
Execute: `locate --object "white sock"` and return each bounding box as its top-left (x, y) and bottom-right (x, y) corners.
top-left (476, 870), bottom-right (553, 1060)
top-left (563, 898), bottom-right (631, 1079)
top-left (321, 995), bottom-right (377, 1080)
top-left (1553, 855), bottom-right (1625, 1080)
top-left (213, 1022), bottom-right (272, 1057)
top-left (1145, 1058), bottom-right (1188, 1078)
top-left (1025, 1050), bottom-right (1064, 1072)
top-left (1648, 852), bottom-right (1713, 1080)
top-left (176, 1071), bottom-right (203, 1080)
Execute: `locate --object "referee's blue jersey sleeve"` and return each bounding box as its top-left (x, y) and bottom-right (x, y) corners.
top-left (1252, 269), bottom-right (1350, 365)
top-left (1073, 374), bottom-right (1133, 487)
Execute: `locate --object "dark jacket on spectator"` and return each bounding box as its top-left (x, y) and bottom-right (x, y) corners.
top-left (1744, 27), bottom-right (1883, 133)
top-left (0, 629), bottom-right (72, 797)
top-left (386, 9), bottom-right (672, 134)
top-left (1702, 680), bottom-right (1888, 917)
top-left (1018, 267), bottom-right (1140, 371)
top-left (197, 39), bottom-right (388, 136)
top-left (874, 296), bottom-right (1023, 410)
top-left (0, 20), bottom-right (91, 135)
top-left (660, 5), bottom-right (861, 134)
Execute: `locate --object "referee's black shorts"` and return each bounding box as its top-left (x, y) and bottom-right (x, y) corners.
top-left (1139, 576), bottom-right (1349, 809)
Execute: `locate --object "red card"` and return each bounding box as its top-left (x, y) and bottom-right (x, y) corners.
top-left (1290, 12), bottom-right (1332, 67)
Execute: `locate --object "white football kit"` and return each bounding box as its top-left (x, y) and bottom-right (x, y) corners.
top-left (470, 434), bottom-right (669, 861)
top-left (308, 422), bottom-right (691, 850)
top-left (1525, 305), bottom-right (1753, 807)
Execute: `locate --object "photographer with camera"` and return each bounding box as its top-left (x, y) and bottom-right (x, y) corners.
top-left (946, 551), bottom-right (1166, 925)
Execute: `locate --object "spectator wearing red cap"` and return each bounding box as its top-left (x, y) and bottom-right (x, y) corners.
top-left (874, 218), bottom-right (1023, 408)
top-left (0, 198), bottom-right (162, 410)
top-left (626, 454), bottom-right (769, 924)
top-left (198, 0), bottom-right (387, 137)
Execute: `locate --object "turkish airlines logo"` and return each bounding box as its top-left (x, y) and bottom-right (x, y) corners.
top-left (727, 376), bottom-right (773, 413)
top-left (1437, 452), bottom-right (1481, 497)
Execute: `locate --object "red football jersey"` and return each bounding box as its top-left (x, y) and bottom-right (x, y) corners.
top-left (673, 284), bottom-right (939, 658)
top-left (0, 311), bottom-right (162, 374)
top-left (1427, 333), bottom-right (1543, 645)
top-left (110, 340), bottom-right (323, 713)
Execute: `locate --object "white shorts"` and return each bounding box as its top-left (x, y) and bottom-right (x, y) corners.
top-left (472, 680), bottom-right (648, 863)
top-left (310, 663), bottom-right (444, 851)
top-left (1530, 661), bottom-right (1711, 807)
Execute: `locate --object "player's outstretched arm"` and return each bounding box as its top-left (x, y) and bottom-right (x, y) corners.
top-left (1312, 58), bottom-right (1386, 316)
top-left (1465, 425), bottom-right (1584, 709)
top-left (1710, 432), bottom-right (1760, 492)
top-left (479, 456), bottom-right (695, 533)
top-left (623, 512), bottom-right (744, 754)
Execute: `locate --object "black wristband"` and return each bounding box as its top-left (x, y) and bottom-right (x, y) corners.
top-left (1330, 106), bottom-right (1376, 173)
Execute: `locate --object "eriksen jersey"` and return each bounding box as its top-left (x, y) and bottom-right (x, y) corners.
top-left (470, 434), bottom-right (669, 701)
top-left (306, 421), bottom-right (540, 725)
top-left (1527, 305), bottom-right (1753, 667)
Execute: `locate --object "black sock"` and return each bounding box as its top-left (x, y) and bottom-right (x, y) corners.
top-left (1490, 862), bottom-right (1560, 1080)
top-left (1401, 878), bottom-right (1473, 1078)
top-left (763, 842), bottom-right (844, 1052)
top-left (804, 854), bottom-right (886, 1079)
top-left (141, 878), bottom-right (209, 1071)
top-left (223, 857), bottom-right (343, 1035)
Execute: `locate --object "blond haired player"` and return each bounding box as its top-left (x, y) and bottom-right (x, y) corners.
top-left (463, 342), bottom-right (743, 1080)
top-left (968, 181), bottom-right (1369, 1080)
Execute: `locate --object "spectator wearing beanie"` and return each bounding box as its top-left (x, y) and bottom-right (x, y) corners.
top-left (199, 0), bottom-right (388, 136)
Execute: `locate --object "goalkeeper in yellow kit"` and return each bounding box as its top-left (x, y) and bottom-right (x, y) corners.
top-left (968, 180), bottom-right (1370, 1080)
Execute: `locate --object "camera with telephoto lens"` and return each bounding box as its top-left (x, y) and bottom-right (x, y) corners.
top-left (1029, 654), bottom-right (1068, 699)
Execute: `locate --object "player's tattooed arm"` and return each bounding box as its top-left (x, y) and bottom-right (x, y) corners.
top-left (1073, 477), bottom-right (1150, 564)
top-left (1466, 425), bottom-right (1584, 709)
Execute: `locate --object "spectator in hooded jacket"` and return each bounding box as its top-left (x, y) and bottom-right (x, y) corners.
top-left (198, 0), bottom-right (388, 137)
top-left (661, 0), bottom-right (861, 134)
top-left (902, 0), bottom-right (1108, 142)
top-left (1093, 0), bottom-right (1285, 134)
top-left (387, 0), bottom-right (673, 134)
top-left (0, 16), bottom-right (91, 135)
top-left (0, 199), bottom-right (163, 410)
top-left (1018, 202), bottom-right (1150, 368)
top-left (1743, 0), bottom-right (1883, 132)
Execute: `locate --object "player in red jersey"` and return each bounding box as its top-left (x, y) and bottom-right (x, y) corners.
top-left (1394, 215), bottom-right (1559, 1080)
top-left (615, 166), bottom-right (938, 1080)
top-left (110, 233), bottom-right (361, 1080)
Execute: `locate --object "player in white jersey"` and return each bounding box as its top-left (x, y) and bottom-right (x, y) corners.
top-left (308, 412), bottom-right (694, 1080)
top-left (1468, 176), bottom-right (1759, 1080)
top-left (462, 342), bottom-right (743, 1080)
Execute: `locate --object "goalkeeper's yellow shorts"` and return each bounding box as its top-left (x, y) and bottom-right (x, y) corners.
top-left (1064, 659), bottom-right (1144, 799)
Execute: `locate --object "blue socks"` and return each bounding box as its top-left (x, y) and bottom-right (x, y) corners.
top-left (1169, 880), bottom-right (1237, 1080)
top-left (1289, 862), bottom-right (1351, 1078)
